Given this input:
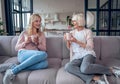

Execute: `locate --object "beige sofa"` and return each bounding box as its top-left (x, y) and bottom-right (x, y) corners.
top-left (0, 36), bottom-right (120, 84)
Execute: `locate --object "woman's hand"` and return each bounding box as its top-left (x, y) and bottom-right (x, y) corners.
top-left (70, 36), bottom-right (86, 48)
top-left (25, 36), bottom-right (31, 44)
top-left (31, 35), bottom-right (39, 45)
top-left (70, 36), bottom-right (77, 43)
top-left (22, 36), bottom-right (31, 47)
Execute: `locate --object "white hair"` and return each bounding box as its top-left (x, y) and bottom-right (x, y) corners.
top-left (72, 13), bottom-right (85, 26)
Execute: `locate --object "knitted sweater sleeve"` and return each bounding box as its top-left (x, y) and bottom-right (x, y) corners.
top-left (85, 29), bottom-right (94, 50)
top-left (15, 31), bottom-right (26, 51)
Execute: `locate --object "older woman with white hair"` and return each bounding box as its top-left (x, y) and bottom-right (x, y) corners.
top-left (64, 13), bottom-right (120, 84)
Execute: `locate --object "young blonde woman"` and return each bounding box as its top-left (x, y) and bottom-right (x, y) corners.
top-left (1, 14), bottom-right (48, 84)
top-left (64, 13), bottom-right (120, 84)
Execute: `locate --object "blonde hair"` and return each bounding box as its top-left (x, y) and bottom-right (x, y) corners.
top-left (72, 13), bottom-right (85, 26)
top-left (27, 13), bottom-right (41, 35)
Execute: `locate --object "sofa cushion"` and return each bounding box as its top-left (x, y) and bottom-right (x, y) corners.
top-left (100, 36), bottom-right (120, 60)
top-left (100, 58), bottom-right (120, 67)
top-left (46, 37), bottom-right (63, 58)
top-left (48, 58), bottom-right (61, 68)
top-left (56, 67), bottom-right (85, 84)
top-left (0, 36), bottom-right (14, 56)
top-left (93, 36), bottom-right (101, 60)
top-left (11, 36), bottom-right (18, 56)
top-left (12, 71), bottom-right (31, 84)
top-left (28, 68), bottom-right (58, 84)
top-left (0, 56), bottom-right (10, 64)
top-left (62, 40), bottom-right (70, 59)
top-left (4, 57), bottom-right (19, 64)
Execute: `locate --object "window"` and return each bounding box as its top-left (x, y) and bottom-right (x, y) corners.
top-left (85, 0), bottom-right (120, 36)
top-left (4, 0), bottom-right (33, 35)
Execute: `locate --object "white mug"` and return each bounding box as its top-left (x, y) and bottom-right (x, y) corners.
top-left (66, 33), bottom-right (71, 40)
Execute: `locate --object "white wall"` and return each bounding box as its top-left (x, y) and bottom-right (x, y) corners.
top-left (33, 0), bottom-right (84, 13)
top-left (33, 0), bottom-right (84, 29)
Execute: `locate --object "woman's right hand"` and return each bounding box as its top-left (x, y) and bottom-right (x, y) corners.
top-left (22, 36), bottom-right (31, 48)
top-left (70, 36), bottom-right (77, 43)
top-left (24, 36), bottom-right (31, 44)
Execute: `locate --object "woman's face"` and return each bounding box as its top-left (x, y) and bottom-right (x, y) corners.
top-left (72, 20), bottom-right (79, 29)
top-left (32, 17), bottom-right (41, 29)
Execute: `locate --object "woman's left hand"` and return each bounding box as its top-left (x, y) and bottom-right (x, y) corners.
top-left (70, 36), bottom-right (77, 43)
top-left (31, 35), bottom-right (39, 45)
top-left (70, 36), bottom-right (86, 48)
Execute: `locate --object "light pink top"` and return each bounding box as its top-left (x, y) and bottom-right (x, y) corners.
top-left (15, 30), bottom-right (46, 51)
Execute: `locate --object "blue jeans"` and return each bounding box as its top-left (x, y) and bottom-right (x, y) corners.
top-left (12, 50), bottom-right (48, 74)
top-left (64, 54), bottom-right (112, 84)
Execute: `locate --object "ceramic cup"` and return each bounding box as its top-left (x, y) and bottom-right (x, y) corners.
top-left (66, 33), bottom-right (71, 40)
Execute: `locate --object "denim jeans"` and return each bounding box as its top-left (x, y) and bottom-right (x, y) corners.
top-left (64, 54), bottom-right (112, 84)
top-left (12, 50), bottom-right (48, 74)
